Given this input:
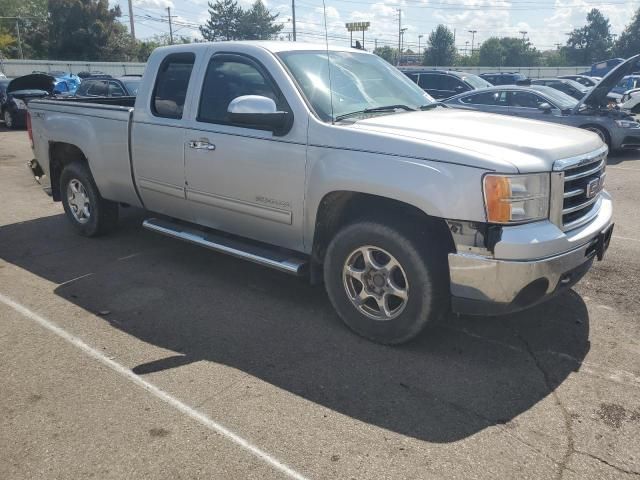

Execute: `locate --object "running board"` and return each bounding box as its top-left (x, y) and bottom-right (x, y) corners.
top-left (142, 218), bottom-right (308, 275)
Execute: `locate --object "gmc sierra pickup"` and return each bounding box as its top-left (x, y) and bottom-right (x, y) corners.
top-left (27, 42), bottom-right (613, 344)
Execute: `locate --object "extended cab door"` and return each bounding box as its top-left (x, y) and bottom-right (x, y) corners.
top-left (131, 51), bottom-right (199, 220)
top-left (182, 51), bottom-right (307, 251)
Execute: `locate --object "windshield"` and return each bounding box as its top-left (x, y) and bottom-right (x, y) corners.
top-left (462, 73), bottom-right (492, 89)
top-left (123, 79), bottom-right (141, 96)
top-left (531, 85), bottom-right (578, 109)
top-left (564, 79), bottom-right (589, 92)
top-left (278, 50), bottom-right (434, 122)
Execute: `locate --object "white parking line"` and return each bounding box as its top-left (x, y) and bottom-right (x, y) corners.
top-left (0, 292), bottom-right (309, 480)
top-left (608, 166), bottom-right (640, 172)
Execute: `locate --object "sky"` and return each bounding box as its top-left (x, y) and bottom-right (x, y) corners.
top-left (115, 0), bottom-right (640, 56)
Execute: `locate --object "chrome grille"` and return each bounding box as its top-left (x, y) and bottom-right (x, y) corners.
top-left (556, 149), bottom-right (607, 231)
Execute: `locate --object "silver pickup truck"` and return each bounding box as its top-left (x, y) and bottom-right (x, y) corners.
top-left (27, 42), bottom-right (613, 344)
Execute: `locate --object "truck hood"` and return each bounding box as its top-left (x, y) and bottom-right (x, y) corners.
top-left (348, 108), bottom-right (603, 172)
top-left (576, 54), bottom-right (640, 110)
top-left (7, 73), bottom-right (55, 95)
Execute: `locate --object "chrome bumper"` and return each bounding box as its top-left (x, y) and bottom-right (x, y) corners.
top-left (448, 194), bottom-right (613, 315)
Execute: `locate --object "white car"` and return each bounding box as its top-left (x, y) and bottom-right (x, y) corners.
top-left (621, 88), bottom-right (640, 114)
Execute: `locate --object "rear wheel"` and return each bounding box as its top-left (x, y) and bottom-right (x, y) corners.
top-left (60, 162), bottom-right (118, 236)
top-left (324, 220), bottom-right (447, 345)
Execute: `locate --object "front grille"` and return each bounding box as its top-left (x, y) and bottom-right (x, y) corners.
top-left (560, 152), bottom-right (606, 230)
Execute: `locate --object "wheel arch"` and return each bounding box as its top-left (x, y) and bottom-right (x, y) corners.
top-left (310, 190), bottom-right (455, 267)
top-left (49, 142), bottom-right (91, 201)
top-left (579, 123), bottom-right (611, 149)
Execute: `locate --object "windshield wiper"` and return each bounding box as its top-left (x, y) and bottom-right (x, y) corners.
top-left (334, 104), bottom-right (416, 122)
top-left (419, 102), bottom-right (448, 110)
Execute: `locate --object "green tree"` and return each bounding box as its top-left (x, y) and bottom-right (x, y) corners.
top-left (477, 37), bottom-right (540, 66)
top-left (565, 9), bottom-right (613, 65)
top-left (616, 7), bottom-right (640, 58)
top-left (200, 0), bottom-right (242, 41)
top-left (373, 45), bottom-right (398, 64)
top-left (0, 0), bottom-right (47, 58)
top-left (423, 25), bottom-right (456, 66)
top-left (238, 0), bottom-right (283, 40)
top-left (47, 0), bottom-right (133, 61)
top-left (478, 37), bottom-right (504, 66)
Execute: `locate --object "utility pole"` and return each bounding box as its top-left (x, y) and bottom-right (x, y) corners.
top-left (397, 9), bottom-right (401, 66)
top-left (128, 0), bottom-right (136, 41)
top-left (464, 40), bottom-right (469, 56)
top-left (291, 0), bottom-right (296, 41)
top-left (554, 43), bottom-right (561, 50)
top-left (418, 34), bottom-right (423, 57)
top-left (166, 7), bottom-right (174, 44)
top-left (15, 19), bottom-right (23, 59)
top-left (468, 30), bottom-right (477, 55)
top-left (519, 30), bottom-right (527, 42)
top-left (374, 38), bottom-right (378, 49)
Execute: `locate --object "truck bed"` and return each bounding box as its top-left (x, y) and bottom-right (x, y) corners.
top-left (28, 96), bottom-right (141, 208)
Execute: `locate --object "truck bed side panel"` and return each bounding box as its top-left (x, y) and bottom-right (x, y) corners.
top-left (29, 100), bottom-right (143, 208)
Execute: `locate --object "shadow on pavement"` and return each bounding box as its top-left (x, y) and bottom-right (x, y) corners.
top-left (0, 210), bottom-right (590, 443)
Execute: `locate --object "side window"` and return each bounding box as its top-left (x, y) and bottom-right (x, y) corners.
top-left (509, 91), bottom-right (545, 108)
top-left (88, 81), bottom-right (108, 96)
top-left (448, 77), bottom-right (468, 92)
top-left (461, 91), bottom-right (501, 105)
top-left (76, 81), bottom-right (92, 96)
top-left (108, 81), bottom-right (126, 97)
top-left (198, 56), bottom-right (281, 126)
top-left (418, 73), bottom-right (437, 90)
top-left (152, 52), bottom-right (195, 119)
top-left (405, 72), bottom-right (419, 83)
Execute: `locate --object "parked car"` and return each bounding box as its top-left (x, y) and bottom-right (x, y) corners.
top-left (619, 88), bottom-right (640, 114)
top-left (27, 42), bottom-right (614, 345)
top-left (479, 72), bottom-right (529, 85)
top-left (559, 75), bottom-right (600, 88)
top-left (530, 78), bottom-right (590, 100)
top-left (77, 71), bottom-right (110, 79)
top-left (75, 76), bottom-right (141, 97)
top-left (2, 74), bottom-right (57, 129)
top-left (402, 69), bottom-right (491, 100)
top-left (586, 58), bottom-right (625, 77)
top-left (608, 75), bottom-right (640, 102)
top-left (444, 56), bottom-right (640, 150)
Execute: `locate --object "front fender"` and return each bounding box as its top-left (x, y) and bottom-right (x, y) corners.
top-left (303, 146), bottom-right (488, 251)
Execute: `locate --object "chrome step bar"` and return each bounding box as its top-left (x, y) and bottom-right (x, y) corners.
top-left (143, 218), bottom-right (308, 275)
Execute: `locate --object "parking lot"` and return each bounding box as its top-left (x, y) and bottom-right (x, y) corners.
top-left (1, 124), bottom-right (639, 479)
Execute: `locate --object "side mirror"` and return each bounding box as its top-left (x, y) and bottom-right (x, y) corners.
top-left (227, 95), bottom-right (292, 136)
top-left (538, 102), bottom-right (552, 113)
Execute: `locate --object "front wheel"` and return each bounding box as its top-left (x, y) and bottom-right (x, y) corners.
top-left (581, 125), bottom-right (611, 150)
top-left (60, 162), bottom-right (118, 236)
top-left (324, 220), bottom-right (447, 345)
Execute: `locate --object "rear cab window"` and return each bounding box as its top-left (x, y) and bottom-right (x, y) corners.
top-left (152, 52), bottom-right (196, 119)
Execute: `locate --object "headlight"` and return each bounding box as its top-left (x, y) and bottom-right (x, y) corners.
top-left (615, 119), bottom-right (640, 128)
top-left (483, 173), bottom-right (550, 224)
top-left (14, 99), bottom-right (26, 110)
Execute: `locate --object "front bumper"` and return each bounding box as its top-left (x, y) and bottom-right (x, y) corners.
top-left (448, 193), bottom-right (613, 315)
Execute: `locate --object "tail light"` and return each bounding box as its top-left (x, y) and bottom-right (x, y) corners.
top-left (26, 111), bottom-right (33, 148)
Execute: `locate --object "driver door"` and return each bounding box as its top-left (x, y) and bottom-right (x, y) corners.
top-left (183, 53), bottom-right (307, 251)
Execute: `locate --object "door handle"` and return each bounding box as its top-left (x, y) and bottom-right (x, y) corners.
top-left (188, 140), bottom-right (216, 151)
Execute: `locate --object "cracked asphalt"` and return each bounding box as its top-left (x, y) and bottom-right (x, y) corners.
top-left (1, 124), bottom-right (639, 479)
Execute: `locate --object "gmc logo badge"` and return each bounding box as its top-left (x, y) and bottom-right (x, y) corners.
top-left (586, 175), bottom-right (604, 199)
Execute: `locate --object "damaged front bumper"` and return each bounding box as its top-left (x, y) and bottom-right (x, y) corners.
top-left (447, 193), bottom-right (613, 315)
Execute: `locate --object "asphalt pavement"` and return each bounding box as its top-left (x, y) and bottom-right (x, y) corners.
top-left (1, 125), bottom-right (639, 479)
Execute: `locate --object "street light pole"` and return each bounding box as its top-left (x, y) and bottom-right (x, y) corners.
top-left (468, 30), bottom-right (477, 55)
top-left (15, 19), bottom-right (23, 59)
top-left (291, 0), bottom-right (296, 41)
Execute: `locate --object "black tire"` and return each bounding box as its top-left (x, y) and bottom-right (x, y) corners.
top-left (3, 109), bottom-right (16, 129)
top-left (60, 162), bottom-right (118, 237)
top-left (324, 220), bottom-right (447, 345)
top-left (581, 124), bottom-right (611, 150)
